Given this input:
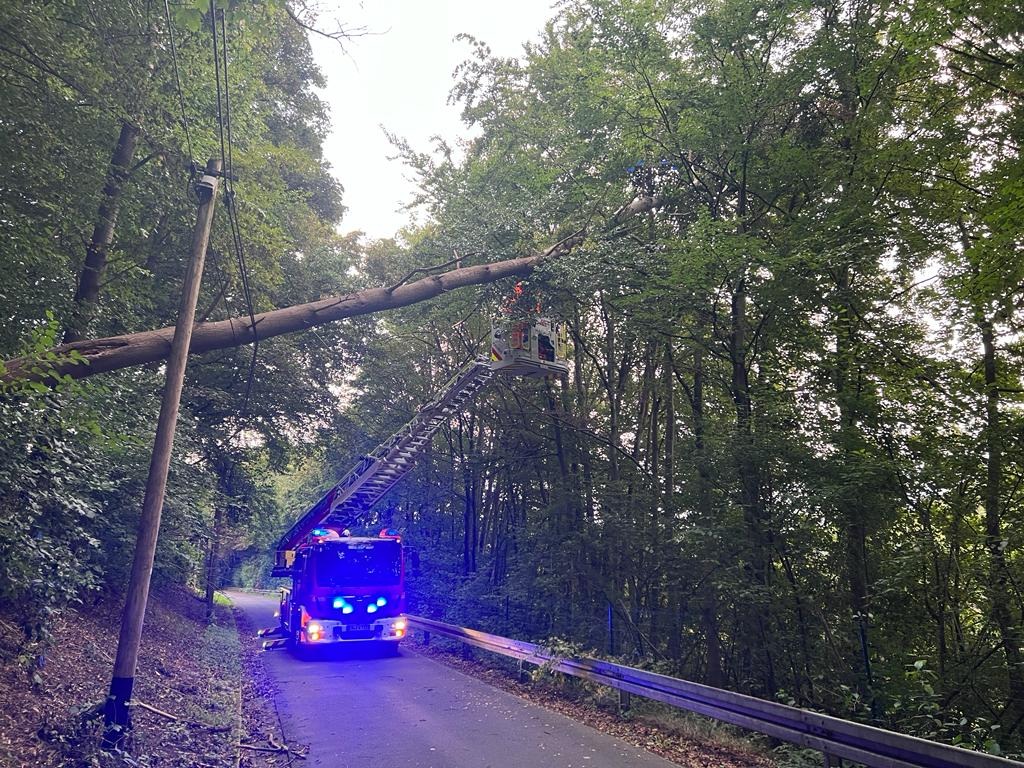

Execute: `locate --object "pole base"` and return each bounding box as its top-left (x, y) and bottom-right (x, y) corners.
top-left (101, 676), bottom-right (134, 750)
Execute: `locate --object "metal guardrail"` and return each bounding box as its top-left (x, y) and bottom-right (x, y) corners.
top-left (406, 615), bottom-right (1021, 768)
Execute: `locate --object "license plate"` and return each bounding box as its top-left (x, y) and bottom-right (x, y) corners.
top-left (342, 624), bottom-right (372, 632)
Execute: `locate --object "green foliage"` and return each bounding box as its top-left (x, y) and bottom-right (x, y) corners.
top-left (0, 0), bottom-right (354, 653)
top-left (2, 0), bottom-right (1023, 758)
top-left (324, 0), bottom-right (1024, 754)
top-left (0, 319), bottom-right (105, 645)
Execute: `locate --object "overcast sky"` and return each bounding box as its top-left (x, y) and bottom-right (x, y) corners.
top-left (307, 1), bottom-right (557, 240)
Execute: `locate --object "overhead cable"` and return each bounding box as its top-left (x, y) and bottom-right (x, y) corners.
top-left (162, 0), bottom-right (196, 170)
top-left (209, 0), bottom-right (259, 417)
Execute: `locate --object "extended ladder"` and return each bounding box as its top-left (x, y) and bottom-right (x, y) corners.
top-left (273, 360), bottom-right (494, 572)
top-left (273, 318), bottom-right (569, 575)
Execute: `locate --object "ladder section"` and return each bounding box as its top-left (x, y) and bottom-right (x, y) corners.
top-left (274, 359), bottom-right (494, 566)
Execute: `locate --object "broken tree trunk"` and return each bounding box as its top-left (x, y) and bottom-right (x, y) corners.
top-left (3, 234), bottom-right (584, 385)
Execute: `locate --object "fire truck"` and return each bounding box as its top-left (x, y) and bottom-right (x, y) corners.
top-left (272, 528), bottom-right (407, 649)
top-left (263, 316), bottom-right (568, 651)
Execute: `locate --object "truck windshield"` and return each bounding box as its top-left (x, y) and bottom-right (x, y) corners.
top-left (311, 541), bottom-right (401, 587)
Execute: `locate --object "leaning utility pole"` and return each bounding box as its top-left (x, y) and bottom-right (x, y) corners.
top-left (103, 159), bottom-right (222, 747)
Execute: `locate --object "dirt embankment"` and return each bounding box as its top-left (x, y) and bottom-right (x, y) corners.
top-left (0, 589), bottom-right (249, 767)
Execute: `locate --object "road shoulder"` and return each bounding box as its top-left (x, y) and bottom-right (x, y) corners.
top-left (408, 636), bottom-right (774, 768)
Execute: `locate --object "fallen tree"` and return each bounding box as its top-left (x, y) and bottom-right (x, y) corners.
top-left (1, 234), bottom-right (584, 385)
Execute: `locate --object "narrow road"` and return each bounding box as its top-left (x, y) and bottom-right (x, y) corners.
top-left (229, 591), bottom-right (681, 768)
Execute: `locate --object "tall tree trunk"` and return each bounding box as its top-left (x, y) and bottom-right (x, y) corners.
top-left (603, 297), bottom-right (621, 486)
top-left (205, 504), bottom-right (224, 621)
top-left (571, 314), bottom-right (596, 521)
top-left (834, 264), bottom-right (875, 706)
top-left (662, 345), bottom-right (682, 662)
top-left (731, 274), bottom-right (774, 696)
top-left (64, 121), bottom-right (140, 342)
top-left (663, 344), bottom-right (675, 509)
top-left (6, 237), bottom-right (585, 385)
top-left (205, 455), bottom-right (235, 619)
top-left (459, 415), bottom-right (479, 576)
top-left (979, 317), bottom-right (1024, 729)
top-left (690, 335), bottom-right (724, 686)
top-left (546, 380), bottom-right (572, 531)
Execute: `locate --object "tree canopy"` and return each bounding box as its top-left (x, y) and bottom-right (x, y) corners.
top-left (1, 0), bottom-right (1022, 758)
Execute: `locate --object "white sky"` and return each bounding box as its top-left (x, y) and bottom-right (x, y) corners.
top-left (307, 1), bottom-right (558, 240)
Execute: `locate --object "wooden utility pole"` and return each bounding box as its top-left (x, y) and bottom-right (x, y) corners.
top-left (103, 159), bottom-right (221, 747)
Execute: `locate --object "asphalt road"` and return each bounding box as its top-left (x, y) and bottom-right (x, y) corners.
top-left (229, 591), bottom-right (680, 768)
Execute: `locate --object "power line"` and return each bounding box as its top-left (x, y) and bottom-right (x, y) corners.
top-left (161, 0), bottom-right (195, 170)
top-left (209, 0), bottom-right (229, 180)
top-left (219, 9), bottom-right (235, 192)
top-left (209, 0), bottom-right (259, 418)
top-left (227, 197), bottom-right (258, 415)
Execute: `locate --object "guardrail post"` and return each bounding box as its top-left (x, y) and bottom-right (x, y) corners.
top-left (822, 752), bottom-right (836, 767)
top-left (618, 689), bottom-right (632, 714)
top-left (423, 630), bottom-right (431, 646)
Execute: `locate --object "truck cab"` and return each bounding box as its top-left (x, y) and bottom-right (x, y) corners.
top-left (278, 529), bottom-right (407, 649)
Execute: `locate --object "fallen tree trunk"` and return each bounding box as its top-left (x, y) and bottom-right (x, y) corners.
top-left (2, 235), bottom-right (584, 385)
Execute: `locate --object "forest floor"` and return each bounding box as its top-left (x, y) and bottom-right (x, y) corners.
top-left (0, 587), bottom-right (291, 768)
top-left (407, 635), bottom-right (777, 768)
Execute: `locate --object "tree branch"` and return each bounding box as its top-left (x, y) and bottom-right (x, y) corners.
top-left (284, 4), bottom-right (372, 44)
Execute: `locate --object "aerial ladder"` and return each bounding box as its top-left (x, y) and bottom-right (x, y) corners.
top-left (272, 316), bottom-right (569, 576)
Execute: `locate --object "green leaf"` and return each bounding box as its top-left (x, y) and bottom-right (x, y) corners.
top-left (173, 6), bottom-right (204, 32)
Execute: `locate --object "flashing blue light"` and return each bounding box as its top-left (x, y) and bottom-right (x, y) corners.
top-left (342, 605), bottom-right (354, 615)
top-left (312, 528), bottom-right (329, 537)
top-left (367, 604), bottom-right (378, 614)
top-left (375, 597), bottom-right (388, 607)
top-left (332, 597), bottom-right (348, 610)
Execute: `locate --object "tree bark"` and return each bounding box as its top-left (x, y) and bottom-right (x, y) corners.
top-left (4, 235), bottom-right (584, 385)
top-left (730, 274), bottom-right (775, 697)
top-left (834, 263), bottom-right (877, 709)
top-left (979, 317), bottom-right (1024, 728)
top-left (64, 121), bottom-right (140, 343)
top-left (690, 334), bottom-right (724, 687)
top-left (204, 504), bottom-right (224, 621)
top-left (570, 308), bottom-right (595, 521)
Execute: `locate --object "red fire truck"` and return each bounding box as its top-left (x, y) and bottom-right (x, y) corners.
top-left (273, 528), bottom-right (407, 650)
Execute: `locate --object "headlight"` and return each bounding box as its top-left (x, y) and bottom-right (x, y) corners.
top-left (307, 622), bottom-right (324, 641)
